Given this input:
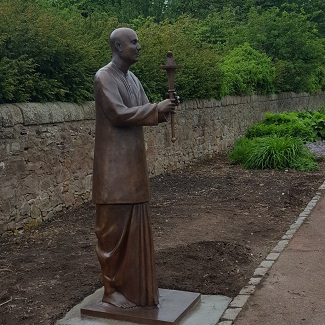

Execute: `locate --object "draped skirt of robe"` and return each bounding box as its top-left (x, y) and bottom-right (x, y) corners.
top-left (95, 203), bottom-right (159, 307)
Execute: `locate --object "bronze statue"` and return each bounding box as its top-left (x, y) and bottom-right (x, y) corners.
top-left (92, 27), bottom-right (176, 309)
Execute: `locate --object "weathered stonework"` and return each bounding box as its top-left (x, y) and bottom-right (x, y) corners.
top-left (1, 92), bottom-right (325, 233)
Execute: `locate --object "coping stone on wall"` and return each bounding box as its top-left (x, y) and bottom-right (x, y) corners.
top-left (80, 101), bottom-right (95, 120)
top-left (204, 99), bottom-right (216, 108)
top-left (190, 100), bottom-right (198, 109)
top-left (16, 102), bottom-right (65, 125)
top-left (268, 93), bottom-right (278, 101)
top-left (195, 99), bottom-right (205, 109)
top-left (0, 104), bottom-right (24, 127)
top-left (221, 96), bottom-right (233, 106)
top-left (56, 102), bottom-right (85, 122)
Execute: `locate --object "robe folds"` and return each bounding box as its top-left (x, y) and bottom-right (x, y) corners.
top-left (92, 62), bottom-right (160, 306)
top-left (95, 203), bottom-right (158, 306)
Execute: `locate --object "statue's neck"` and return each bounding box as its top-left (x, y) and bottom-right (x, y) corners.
top-left (111, 57), bottom-right (130, 75)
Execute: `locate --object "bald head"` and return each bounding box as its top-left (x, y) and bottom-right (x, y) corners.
top-left (110, 28), bottom-right (137, 52)
top-left (109, 27), bottom-right (141, 71)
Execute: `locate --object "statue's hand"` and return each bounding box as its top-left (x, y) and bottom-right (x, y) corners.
top-left (157, 99), bottom-right (175, 123)
top-left (157, 99), bottom-right (176, 114)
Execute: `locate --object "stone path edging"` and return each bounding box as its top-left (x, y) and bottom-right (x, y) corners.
top-left (217, 179), bottom-right (325, 325)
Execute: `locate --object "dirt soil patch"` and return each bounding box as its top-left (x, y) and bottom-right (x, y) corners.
top-left (1, 154), bottom-right (325, 325)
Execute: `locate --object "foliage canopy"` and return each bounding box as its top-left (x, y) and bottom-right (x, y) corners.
top-left (0, 0), bottom-right (325, 103)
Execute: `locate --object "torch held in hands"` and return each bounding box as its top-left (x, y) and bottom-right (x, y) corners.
top-left (160, 51), bottom-right (182, 142)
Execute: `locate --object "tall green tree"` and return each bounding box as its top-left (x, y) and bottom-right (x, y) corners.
top-left (237, 7), bottom-right (325, 92)
top-left (253, 0), bottom-right (325, 37)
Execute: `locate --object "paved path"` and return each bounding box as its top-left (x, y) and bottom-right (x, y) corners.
top-left (220, 181), bottom-right (325, 325)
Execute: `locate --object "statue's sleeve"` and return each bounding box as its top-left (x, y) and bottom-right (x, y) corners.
top-left (94, 69), bottom-right (158, 127)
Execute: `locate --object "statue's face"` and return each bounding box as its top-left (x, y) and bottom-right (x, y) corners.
top-left (119, 30), bottom-right (141, 65)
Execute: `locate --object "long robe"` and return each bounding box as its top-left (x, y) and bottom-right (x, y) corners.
top-left (93, 62), bottom-right (159, 204)
top-left (92, 62), bottom-right (160, 306)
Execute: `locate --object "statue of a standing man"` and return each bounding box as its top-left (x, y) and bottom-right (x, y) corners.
top-left (92, 27), bottom-right (176, 309)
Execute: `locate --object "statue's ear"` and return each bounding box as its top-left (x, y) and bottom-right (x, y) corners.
top-left (115, 41), bottom-right (122, 52)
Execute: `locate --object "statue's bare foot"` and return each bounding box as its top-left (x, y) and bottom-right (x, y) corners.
top-left (102, 291), bottom-right (136, 309)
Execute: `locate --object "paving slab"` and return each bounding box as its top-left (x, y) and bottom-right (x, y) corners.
top-left (56, 287), bottom-right (231, 325)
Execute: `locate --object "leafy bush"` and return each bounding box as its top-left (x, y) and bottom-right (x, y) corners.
top-left (220, 43), bottom-right (275, 96)
top-left (229, 136), bottom-right (318, 171)
top-left (309, 113), bottom-right (325, 139)
top-left (246, 111), bottom-right (325, 142)
top-left (0, 0), bottom-right (100, 103)
top-left (246, 121), bottom-right (313, 141)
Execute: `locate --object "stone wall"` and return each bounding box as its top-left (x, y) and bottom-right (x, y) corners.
top-left (1, 92), bottom-right (325, 233)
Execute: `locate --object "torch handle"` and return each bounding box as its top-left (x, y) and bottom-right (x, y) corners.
top-left (160, 51), bottom-right (181, 143)
top-left (168, 89), bottom-right (176, 142)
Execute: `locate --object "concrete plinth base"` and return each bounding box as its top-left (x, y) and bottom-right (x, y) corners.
top-left (55, 287), bottom-right (231, 325)
top-left (80, 288), bottom-right (201, 325)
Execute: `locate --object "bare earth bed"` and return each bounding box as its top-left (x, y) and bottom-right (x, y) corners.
top-left (1, 154), bottom-right (325, 325)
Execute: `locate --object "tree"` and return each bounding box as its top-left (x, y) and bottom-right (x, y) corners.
top-left (238, 7), bottom-right (325, 92)
top-left (253, 0), bottom-right (325, 38)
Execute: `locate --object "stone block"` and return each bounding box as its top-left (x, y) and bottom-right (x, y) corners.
top-left (272, 239), bottom-right (289, 253)
top-left (253, 267), bottom-right (268, 277)
top-left (30, 202), bottom-right (41, 219)
top-left (81, 101), bottom-right (95, 120)
top-left (248, 277), bottom-right (262, 286)
top-left (239, 285), bottom-right (255, 295)
top-left (259, 260), bottom-right (274, 269)
top-left (23, 174), bottom-right (40, 195)
top-left (20, 202), bottom-right (30, 216)
top-left (230, 295), bottom-right (250, 308)
top-left (222, 307), bottom-right (242, 320)
top-left (0, 104), bottom-right (24, 127)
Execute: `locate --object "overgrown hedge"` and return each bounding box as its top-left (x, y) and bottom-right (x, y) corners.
top-left (0, 0), bottom-right (325, 104)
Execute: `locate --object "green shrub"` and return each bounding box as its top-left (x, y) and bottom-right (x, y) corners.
top-left (228, 137), bottom-right (253, 164)
top-left (220, 43), bottom-right (275, 96)
top-left (309, 113), bottom-right (325, 139)
top-left (246, 122), bottom-right (314, 141)
top-left (229, 136), bottom-right (318, 171)
top-left (290, 155), bottom-right (319, 171)
top-left (246, 111), bottom-right (325, 142)
top-left (0, 0), bottom-right (100, 103)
